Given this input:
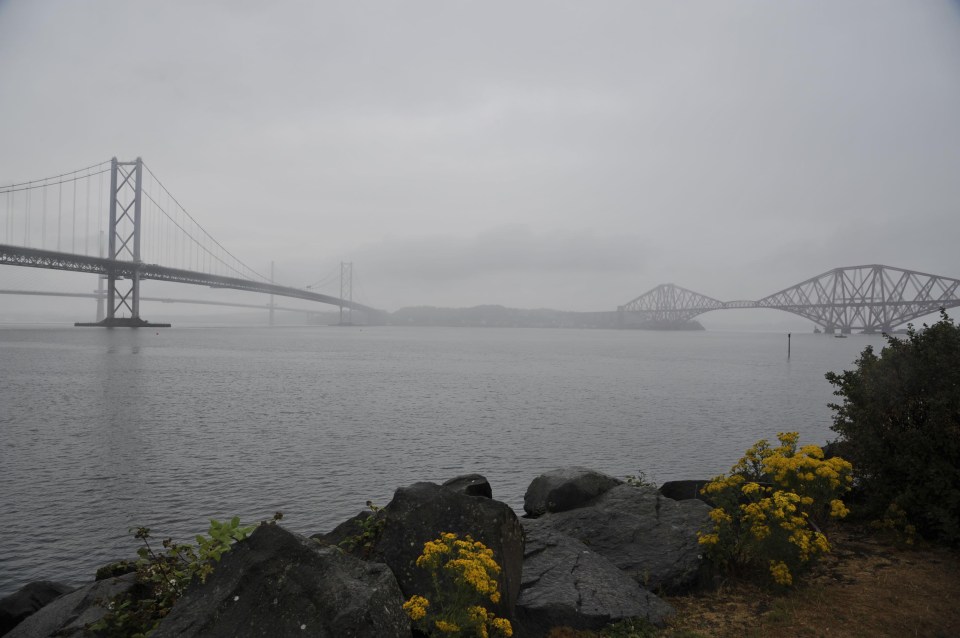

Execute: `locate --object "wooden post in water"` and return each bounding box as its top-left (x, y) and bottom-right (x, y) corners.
top-left (788, 333), bottom-right (792, 358)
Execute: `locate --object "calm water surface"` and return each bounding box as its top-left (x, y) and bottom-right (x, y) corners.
top-left (0, 325), bottom-right (883, 596)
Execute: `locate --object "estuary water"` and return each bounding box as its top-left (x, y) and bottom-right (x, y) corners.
top-left (0, 325), bottom-right (884, 596)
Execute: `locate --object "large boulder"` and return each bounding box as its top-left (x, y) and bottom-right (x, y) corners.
top-left (5, 574), bottom-right (136, 638)
top-left (532, 484), bottom-right (711, 593)
top-left (357, 481), bottom-right (524, 618)
top-left (153, 523), bottom-right (408, 638)
top-left (524, 467), bottom-right (623, 517)
top-left (515, 520), bottom-right (674, 637)
top-left (0, 581), bottom-right (74, 636)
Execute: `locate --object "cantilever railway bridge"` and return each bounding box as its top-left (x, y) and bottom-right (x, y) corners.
top-left (618, 265), bottom-right (960, 333)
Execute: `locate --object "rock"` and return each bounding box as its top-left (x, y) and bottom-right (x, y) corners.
top-left (0, 581), bottom-right (74, 636)
top-left (5, 574), bottom-right (136, 638)
top-left (524, 467), bottom-right (623, 517)
top-left (366, 481), bottom-right (524, 618)
top-left (515, 520), bottom-right (674, 637)
top-left (532, 484), bottom-right (711, 593)
top-left (153, 523), bottom-right (408, 638)
top-left (442, 473), bottom-right (493, 499)
top-left (94, 560), bottom-right (137, 581)
top-left (659, 480), bottom-right (712, 505)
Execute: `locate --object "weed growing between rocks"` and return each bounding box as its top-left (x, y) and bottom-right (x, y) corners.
top-left (625, 471), bottom-right (657, 489)
top-left (337, 500), bottom-right (385, 557)
top-left (403, 532), bottom-right (513, 637)
top-left (697, 432), bottom-right (853, 587)
top-left (90, 513), bottom-right (280, 637)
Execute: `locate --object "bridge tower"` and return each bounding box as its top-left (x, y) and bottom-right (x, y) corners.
top-left (339, 261), bottom-right (353, 326)
top-left (76, 157), bottom-right (168, 327)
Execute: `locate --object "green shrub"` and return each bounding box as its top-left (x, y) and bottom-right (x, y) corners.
top-left (826, 310), bottom-right (960, 544)
top-left (90, 515), bottom-right (271, 636)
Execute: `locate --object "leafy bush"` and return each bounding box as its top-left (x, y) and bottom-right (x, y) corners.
top-left (402, 532), bottom-right (513, 637)
top-left (698, 433), bottom-right (853, 587)
top-left (826, 310), bottom-right (960, 544)
top-left (91, 515), bottom-right (270, 636)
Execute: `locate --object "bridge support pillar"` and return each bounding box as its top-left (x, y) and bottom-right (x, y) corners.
top-left (76, 157), bottom-right (169, 328)
top-left (339, 261), bottom-right (353, 326)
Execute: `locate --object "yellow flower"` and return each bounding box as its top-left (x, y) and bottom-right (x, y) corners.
top-left (800, 444), bottom-right (825, 459)
top-left (467, 606), bottom-right (488, 622)
top-left (402, 595), bottom-right (429, 621)
top-left (708, 507), bottom-right (733, 524)
top-left (830, 499), bottom-right (850, 519)
top-left (777, 432), bottom-right (799, 448)
top-left (410, 532), bottom-right (507, 634)
top-left (769, 560), bottom-right (793, 586)
top-left (491, 617), bottom-right (513, 636)
top-left (697, 532), bottom-right (720, 546)
top-left (435, 619), bottom-right (460, 633)
top-left (813, 532), bottom-right (831, 553)
top-left (741, 482), bottom-right (762, 496)
top-left (751, 524), bottom-right (770, 540)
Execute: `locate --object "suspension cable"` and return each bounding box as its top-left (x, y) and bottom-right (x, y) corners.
top-left (0, 160), bottom-right (111, 192)
top-left (142, 162), bottom-right (268, 282)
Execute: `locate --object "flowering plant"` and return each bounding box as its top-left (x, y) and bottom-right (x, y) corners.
top-left (403, 532), bottom-right (513, 637)
top-left (698, 432), bottom-right (853, 586)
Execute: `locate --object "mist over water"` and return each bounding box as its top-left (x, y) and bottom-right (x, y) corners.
top-left (0, 325), bottom-right (886, 596)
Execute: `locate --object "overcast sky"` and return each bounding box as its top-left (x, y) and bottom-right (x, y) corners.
top-left (2, 0), bottom-right (959, 320)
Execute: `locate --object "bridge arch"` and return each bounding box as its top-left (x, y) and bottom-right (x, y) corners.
top-left (618, 283), bottom-right (723, 325)
top-left (619, 265), bottom-right (960, 332)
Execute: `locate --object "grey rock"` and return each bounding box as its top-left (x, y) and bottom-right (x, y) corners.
top-left (524, 467), bottom-right (623, 517)
top-left (442, 473), bottom-right (493, 499)
top-left (94, 560), bottom-right (137, 582)
top-left (367, 481), bottom-right (523, 618)
top-left (0, 581), bottom-right (74, 636)
top-left (515, 520), bottom-right (674, 637)
top-left (533, 484), bottom-right (711, 593)
top-left (153, 523), bottom-right (409, 638)
top-left (6, 574), bottom-right (135, 638)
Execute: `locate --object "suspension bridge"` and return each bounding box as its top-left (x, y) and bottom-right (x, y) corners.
top-left (0, 158), bottom-right (381, 326)
top-left (619, 265), bottom-right (960, 333)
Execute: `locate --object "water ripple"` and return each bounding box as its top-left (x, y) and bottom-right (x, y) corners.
top-left (0, 326), bottom-right (883, 596)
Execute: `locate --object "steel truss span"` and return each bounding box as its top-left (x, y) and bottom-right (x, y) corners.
top-left (619, 265), bottom-right (960, 333)
top-left (0, 244), bottom-right (378, 314)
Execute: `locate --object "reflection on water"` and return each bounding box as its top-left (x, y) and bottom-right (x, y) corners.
top-left (0, 325), bottom-right (885, 596)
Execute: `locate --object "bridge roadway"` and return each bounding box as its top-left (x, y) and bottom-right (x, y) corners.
top-left (0, 289), bottom-right (323, 314)
top-left (0, 244), bottom-right (379, 315)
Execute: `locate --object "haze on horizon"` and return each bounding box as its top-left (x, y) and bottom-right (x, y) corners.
top-left (1, 0), bottom-right (959, 326)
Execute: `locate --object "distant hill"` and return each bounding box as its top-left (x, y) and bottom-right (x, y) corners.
top-left (389, 304), bottom-right (619, 328)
